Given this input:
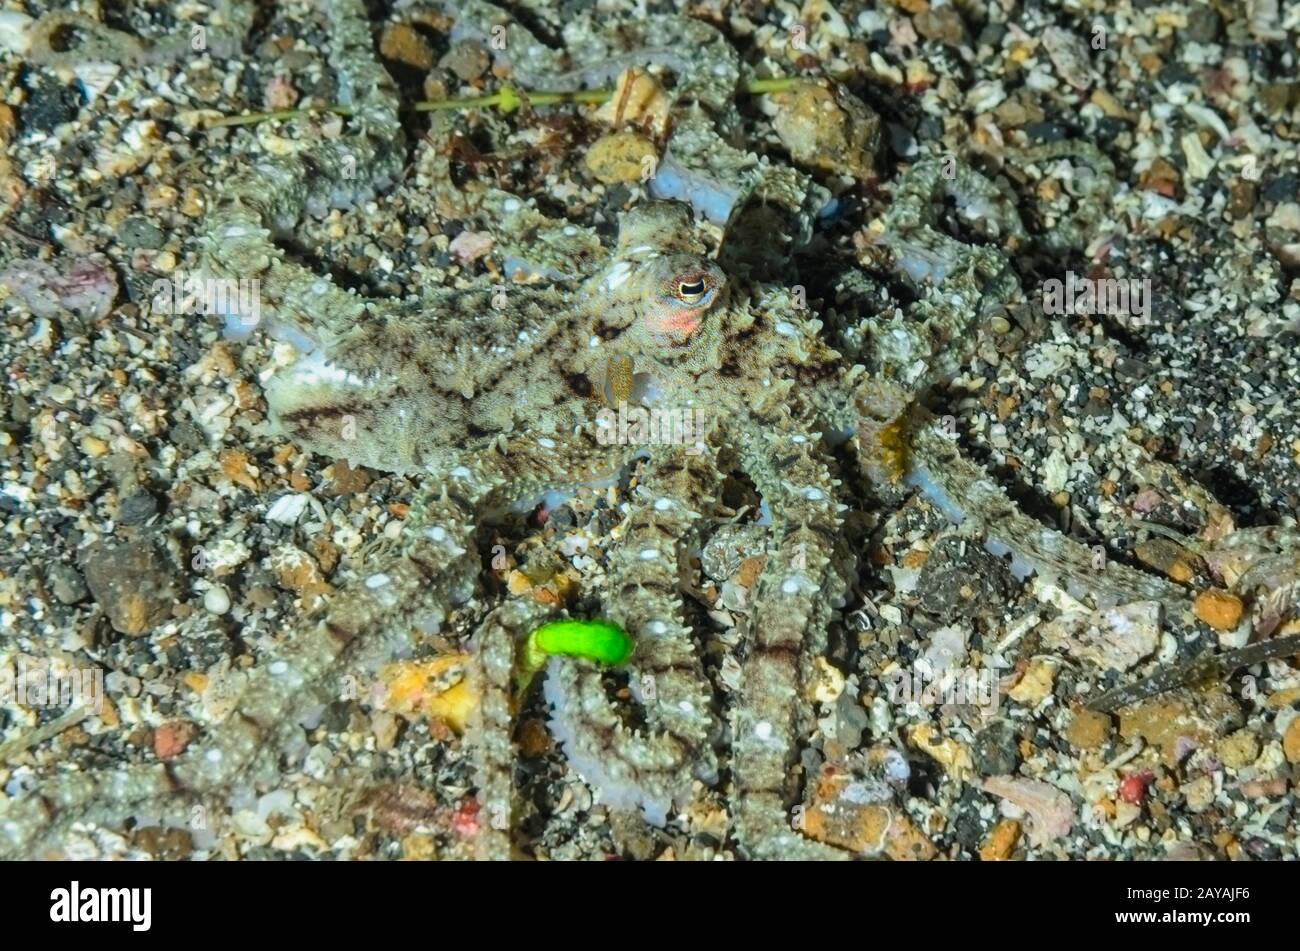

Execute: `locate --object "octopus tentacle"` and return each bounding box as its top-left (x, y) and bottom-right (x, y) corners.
top-left (731, 415), bottom-right (851, 860)
top-left (27, 2), bottom-right (253, 68)
top-left (203, 0), bottom-right (405, 346)
top-left (469, 598), bottom-right (557, 861)
top-left (543, 446), bottom-right (723, 830)
top-left (1011, 141), bottom-right (1117, 252)
top-left (866, 157), bottom-right (1025, 387)
top-left (907, 421), bottom-right (1189, 609)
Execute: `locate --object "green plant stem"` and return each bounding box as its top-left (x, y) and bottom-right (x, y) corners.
top-left (206, 77), bottom-right (802, 129)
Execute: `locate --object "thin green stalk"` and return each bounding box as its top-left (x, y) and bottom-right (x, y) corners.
top-left (206, 76), bottom-right (802, 130)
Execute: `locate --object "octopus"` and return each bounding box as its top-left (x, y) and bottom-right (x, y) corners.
top-left (5, 0), bottom-right (1298, 861)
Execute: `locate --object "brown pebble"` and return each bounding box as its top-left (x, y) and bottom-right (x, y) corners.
top-left (1135, 538), bottom-right (1195, 583)
top-left (1193, 588), bottom-right (1243, 631)
top-left (1227, 179), bottom-right (1257, 220)
top-left (1284, 719), bottom-right (1300, 764)
top-left (82, 539), bottom-right (178, 637)
top-left (979, 819), bottom-right (1021, 861)
top-left (153, 721), bottom-right (196, 760)
top-left (1066, 708), bottom-right (1112, 751)
top-left (379, 23), bottom-right (434, 71)
top-left (584, 132), bottom-right (658, 185)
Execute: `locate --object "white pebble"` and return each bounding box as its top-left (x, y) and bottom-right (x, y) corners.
top-left (204, 585), bottom-right (231, 615)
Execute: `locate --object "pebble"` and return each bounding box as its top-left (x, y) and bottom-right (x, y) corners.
top-left (1118, 686), bottom-right (1244, 767)
top-left (1182, 775), bottom-right (1215, 813)
top-left (1192, 588), bottom-right (1243, 631)
top-left (1217, 730), bottom-right (1260, 770)
top-left (82, 539), bottom-right (178, 636)
top-left (584, 132), bottom-right (658, 185)
top-left (972, 721), bottom-right (1022, 777)
top-left (117, 489), bottom-right (160, 526)
top-left (204, 584), bottom-right (232, 615)
top-left (1066, 708), bottom-right (1112, 751)
top-left (979, 818), bottom-right (1021, 861)
top-left (767, 80), bottom-right (880, 180)
top-left (120, 216), bottom-right (166, 250)
top-left (1134, 538), bottom-right (1195, 583)
top-left (20, 73), bottom-right (80, 135)
top-left (438, 41), bottom-right (489, 82)
top-left (1038, 602), bottom-right (1161, 672)
top-left (153, 721), bottom-right (196, 760)
top-left (1284, 719), bottom-right (1300, 764)
top-left (379, 23), bottom-right (434, 71)
top-left (1008, 658), bottom-right (1057, 706)
top-left (47, 564), bottom-right (88, 605)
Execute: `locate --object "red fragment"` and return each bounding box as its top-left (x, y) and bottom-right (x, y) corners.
top-left (1119, 771), bottom-right (1155, 806)
top-left (451, 797), bottom-right (480, 838)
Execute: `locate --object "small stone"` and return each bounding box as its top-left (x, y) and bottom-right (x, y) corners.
top-left (203, 584), bottom-right (231, 615)
top-left (913, 6), bottom-right (966, 45)
top-left (438, 41), bottom-right (489, 82)
top-left (220, 449), bottom-right (260, 491)
top-left (1140, 157), bottom-right (1181, 197)
top-left (801, 763), bottom-right (933, 859)
top-left (401, 833), bottom-right (438, 861)
top-left (584, 132), bottom-right (658, 185)
top-left (1193, 588), bottom-right (1243, 631)
top-left (47, 564), bottom-right (88, 605)
top-left (449, 230), bottom-right (493, 265)
top-left (378, 654), bottom-right (478, 734)
top-left (132, 826), bottom-right (194, 860)
top-left (1228, 179), bottom-right (1257, 220)
top-left (1259, 83), bottom-right (1299, 115)
top-left (263, 74), bottom-right (298, 110)
top-left (80, 434), bottom-right (109, 457)
top-left (1266, 686), bottom-right (1300, 708)
top-left (1066, 708), bottom-right (1112, 751)
top-left (972, 721), bottom-right (1021, 777)
top-left (20, 73), bottom-right (79, 136)
top-left (883, 812), bottom-right (938, 862)
top-left (153, 721), bottom-right (196, 760)
top-left (379, 23), bottom-right (434, 71)
top-left (1284, 719), bottom-right (1300, 764)
top-left (1118, 686), bottom-right (1244, 767)
top-left (1217, 730), bottom-right (1260, 770)
top-left (120, 216), bottom-right (165, 250)
top-left (767, 80), bottom-right (880, 180)
top-left (269, 545), bottom-right (333, 607)
top-left (979, 818), bottom-right (1021, 861)
top-left (1134, 539), bottom-right (1195, 583)
top-left (910, 722), bottom-right (975, 782)
top-left (1008, 658), bottom-right (1057, 706)
top-left (1039, 602), bottom-right (1161, 672)
top-left (1183, 775), bottom-right (1215, 813)
top-left (82, 539), bottom-right (178, 636)
top-left (117, 489), bottom-right (159, 525)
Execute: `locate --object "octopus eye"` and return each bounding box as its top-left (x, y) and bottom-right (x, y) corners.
top-left (677, 278), bottom-right (708, 303)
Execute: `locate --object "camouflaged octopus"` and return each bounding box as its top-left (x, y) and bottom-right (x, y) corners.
top-left (2, 0), bottom-right (1115, 860)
